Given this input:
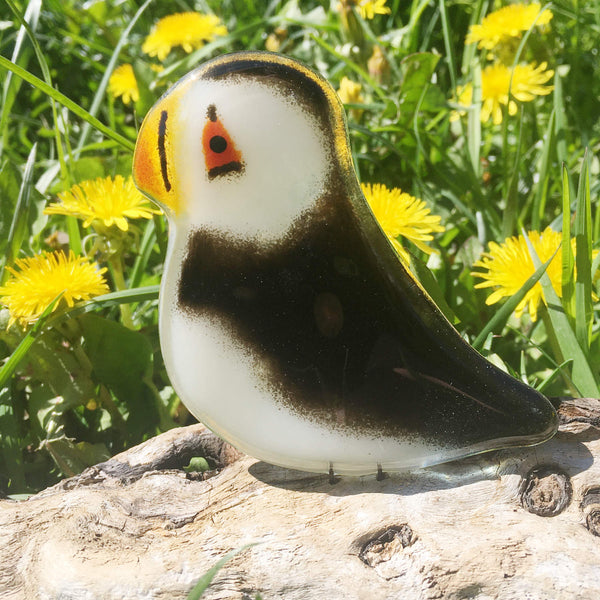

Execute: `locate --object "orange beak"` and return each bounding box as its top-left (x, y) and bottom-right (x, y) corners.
top-left (133, 92), bottom-right (182, 216)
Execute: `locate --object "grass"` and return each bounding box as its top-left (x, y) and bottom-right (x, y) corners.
top-left (0, 0), bottom-right (598, 498)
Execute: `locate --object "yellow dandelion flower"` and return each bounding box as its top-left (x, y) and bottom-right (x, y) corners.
top-left (471, 227), bottom-right (571, 321)
top-left (0, 251), bottom-right (109, 327)
top-left (466, 2), bottom-right (553, 50)
top-left (338, 76), bottom-right (364, 119)
top-left (357, 0), bottom-right (391, 20)
top-left (338, 77), bottom-right (363, 104)
top-left (142, 12), bottom-right (227, 61)
top-left (108, 64), bottom-right (139, 105)
top-left (45, 175), bottom-right (161, 232)
top-left (362, 183), bottom-right (445, 264)
top-left (454, 62), bottom-right (554, 125)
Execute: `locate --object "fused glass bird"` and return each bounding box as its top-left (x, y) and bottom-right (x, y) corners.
top-left (133, 52), bottom-right (558, 476)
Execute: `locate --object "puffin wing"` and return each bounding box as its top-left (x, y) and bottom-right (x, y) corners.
top-left (337, 179), bottom-right (558, 456)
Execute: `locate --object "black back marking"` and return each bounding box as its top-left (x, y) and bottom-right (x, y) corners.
top-left (177, 178), bottom-right (556, 448)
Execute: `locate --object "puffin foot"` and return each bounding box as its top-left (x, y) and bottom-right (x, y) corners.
top-left (328, 463), bottom-right (338, 485)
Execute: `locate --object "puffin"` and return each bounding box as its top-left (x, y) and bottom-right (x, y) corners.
top-left (132, 51), bottom-right (557, 476)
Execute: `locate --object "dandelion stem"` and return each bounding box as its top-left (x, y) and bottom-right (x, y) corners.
top-left (108, 256), bottom-right (135, 329)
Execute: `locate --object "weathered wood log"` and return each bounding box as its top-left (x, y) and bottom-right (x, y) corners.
top-left (1, 398), bottom-right (599, 600)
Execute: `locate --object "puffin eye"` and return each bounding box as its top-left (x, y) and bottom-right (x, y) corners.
top-left (209, 135), bottom-right (228, 154)
top-left (202, 105), bottom-right (244, 180)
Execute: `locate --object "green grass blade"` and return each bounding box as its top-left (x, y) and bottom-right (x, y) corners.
top-left (308, 35), bottom-right (386, 100)
top-left (472, 254), bottom-right (554, 352)
top-left (553, 71), bottom-right (572, 196)
top-left (574, 150), bottom-right (593, 353)
top-left (460, 0), bottom-right (487, 77)
top-left (1, 143), bottom-right (37, 284)
top-left (561, 163), bottom-right (575, 324)
top-left (437, 0), bottom-right (458, 92)
top-left (186, 545), bottom-right (257, 600)
top-left (6, 0), bottom-right (73, 200)
top-left (76, 0), bottom-right (154, 152)
top-left (0, 0), bottom-right (41, 158)
top-left (408, 252), bottom-right (458, 325)
top-left (467, 62), bottom-right (481, 178)
top-left (46, 286), bottom-right (160, 326)
top-left (0, 55), bottom-right (134, 152)
top-left (535, 359), bottom-right (574, 394)
top-left (82, 285), bottom-right (160, 307)
top-left (531, 109), bottom-right (555, 231)
top-left (349, 123), bottom-right (404, 157)
top-left (129, 219), bottom-right (158, 289)
top-left (0, 294), bottom-right (63, 390)
top-left (507, 324), bottom-right (578, 392)
top-left (502, 107), bottom-right (524, 238)
top-left (523, 232), bottom-right (599, 397)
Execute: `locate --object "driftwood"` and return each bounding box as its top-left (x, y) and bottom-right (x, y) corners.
top-left (1, 398), bottom-right (600, 600)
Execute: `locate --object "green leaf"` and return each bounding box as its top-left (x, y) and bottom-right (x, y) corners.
top-left (397, 53), bottom-right (440, 127)
top-left (41, 436), bottom-right (111, 478)
top-left (28, 330), bottom-right (97, 412)
top-left (184, 457), bottom-right (211, 473)
top-left (80, 313), bottom-right (152, 402)
top-left (80, 314), bottom-right (156, 438)
top-left (71, 157), bottom-right (106, 183)
top-left (28, 385), bottom-right (69, 439)
top-left (523, 232), bottom-right (599, 397)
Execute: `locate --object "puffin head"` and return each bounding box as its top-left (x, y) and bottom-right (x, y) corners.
top-left (133, 52), bottom-right (354, 244)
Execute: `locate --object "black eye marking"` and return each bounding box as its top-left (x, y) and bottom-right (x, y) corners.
top-left (208, 162), bottom-right (244, 179)
top-left (209, 135), bottom-right (228, 153)
top-left (158, 110), bottom-right (171, 192)
top-left (207, 104), bottom-right (217, 122)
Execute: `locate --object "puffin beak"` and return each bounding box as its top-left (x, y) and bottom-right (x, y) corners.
top-left (133, 92), bottom-right (182, 216)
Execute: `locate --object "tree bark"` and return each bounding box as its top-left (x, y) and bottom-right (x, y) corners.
top-left (1, 398), bottom-right (599, 600)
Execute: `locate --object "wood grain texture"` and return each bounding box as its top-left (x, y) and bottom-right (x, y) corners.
top-left (1, 399), bottom-right (599, 600)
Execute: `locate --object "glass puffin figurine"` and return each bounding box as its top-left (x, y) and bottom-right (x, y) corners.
top-left (133, 51), bottom-right (557, 476)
